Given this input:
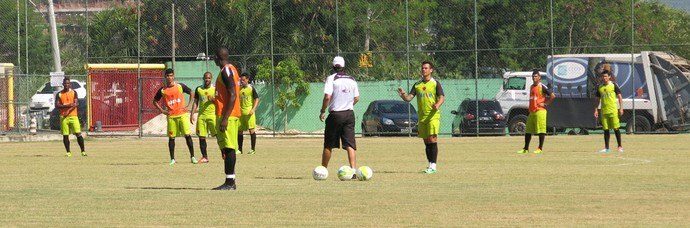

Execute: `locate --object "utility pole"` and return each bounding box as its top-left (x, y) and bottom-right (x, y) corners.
top-left (47, 0), bottom-right (62, 72)
top-left (47, 0), bottom-right (64, 85)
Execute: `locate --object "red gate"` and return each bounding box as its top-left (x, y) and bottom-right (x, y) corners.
top-left (87, 64), bottom-right (165, 131)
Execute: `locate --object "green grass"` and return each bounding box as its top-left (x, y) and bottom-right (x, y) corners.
top-left (1, 135), bottom-right (689, 227)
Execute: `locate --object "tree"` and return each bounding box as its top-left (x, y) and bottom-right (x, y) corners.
top-left (87, 7), bottom-right (140, 63)
top-left (207, 0), bottom-right (272, 73)
top-left (255, 58), bottom-right (309, 133)
top-left (0, 0), bottom-right (53, 75)
top-left (139, 0), bottom-right (209, 60)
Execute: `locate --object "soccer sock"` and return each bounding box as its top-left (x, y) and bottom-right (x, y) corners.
top-left (199, 138), bottom-right (208, 157)
top-left (614, 129), bottom-right (622, 147)
top-left (523, 134), bottom-right (532, 150)
top-left (184, 136), bottom-right (195, 157)
top-left (429, 143), bottom-right (438, 164)
top-left (223, 148), bottom-right (237, 180)
top-left (538, 133), bottom-right (545, 149)
top-left (250, 133), bottom-right (256, 150)
top-left (603, 130), bottom-right (610, 149)
top-left (168, 138), bottom-right (175, 160)
top-left (63, 135), bottom-right (70, 152)
top-left (225, 174), bottom-right (236, 186)
top-left (76, 135), bottom-right (85, 152)
top-left (238, 133), bottom-right (244, 152)
top-left (424, 143), bottom-right (432, 163)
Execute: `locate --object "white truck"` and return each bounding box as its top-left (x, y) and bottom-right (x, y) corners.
top-left (496, 51), bottom-right (690, 134)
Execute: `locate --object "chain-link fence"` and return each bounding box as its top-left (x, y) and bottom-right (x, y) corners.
top-left (2, 0), bottom-right (690, 137)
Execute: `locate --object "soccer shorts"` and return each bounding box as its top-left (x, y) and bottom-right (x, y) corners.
top-left (167, 113), bottom-right (191, 138)
top-left (239, 114), bottom-right (256, 131)
top-left (417, 118), bottom-right (440, 139)
top-left (600, 112), bottom-right (620, 130)
top-left (216, 116), bottom-right (240, 149)
top-left (525, 110), bottom-right (547, 134)
top-left (196, 114), bottom-right (217, 137)
top-left (324, 110), bottom-right (356, 150)
top-left (60, 116), bottom-right (81, 135)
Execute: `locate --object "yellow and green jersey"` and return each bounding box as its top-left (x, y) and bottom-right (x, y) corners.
top-left (408, 78), bottom-right (445, 122)
top-left (596, 82), bottom-right (621, 114)
top-left (195, 85), bottom-right (216, 117)
top-left (239, 84), bottom-right (259, 116)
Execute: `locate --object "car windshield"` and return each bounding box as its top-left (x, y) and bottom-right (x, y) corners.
top-left (504, 77), bottom-right (526, 90)
top-left (38, 83), bottom-right (60, 94)
top-left (462, 101), bottom-right (502, 113)
top-left (37, 81), bottom-right (81, 94)
top-left (379, 103), bottom-right (416, 113)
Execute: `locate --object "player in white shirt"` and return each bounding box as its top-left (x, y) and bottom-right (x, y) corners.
top-left (319, 56), bottom-right (360, 172)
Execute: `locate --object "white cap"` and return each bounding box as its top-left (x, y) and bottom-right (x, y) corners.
top-left (332, 56), bottom-right (345, 67)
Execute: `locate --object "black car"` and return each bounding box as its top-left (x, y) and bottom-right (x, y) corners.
top-left (49, 101), bottom-right (88, 131)
top-left (361, 100), bottom-right (418, 136)
top-left (451, 99), bottom-right (507, 136)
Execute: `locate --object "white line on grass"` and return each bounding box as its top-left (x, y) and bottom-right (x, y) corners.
top-left (610, 156), bottom-right (654, 166)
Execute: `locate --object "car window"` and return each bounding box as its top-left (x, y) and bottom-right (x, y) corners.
top-left (71, 82), bottom-right (82, 89)
top-left (462, 101), bottom-right (502, 113)
top-left (504, 77), bottom-right (526, 90)
top-left (392, 103), bottom-right (415, 113)
top-left (378, 102), bottom-right (415, 113)
top-left (38, 83), bottom-right (61, 94)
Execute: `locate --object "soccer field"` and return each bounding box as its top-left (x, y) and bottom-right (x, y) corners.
top-left (1, 134), bottom-right (689, 226)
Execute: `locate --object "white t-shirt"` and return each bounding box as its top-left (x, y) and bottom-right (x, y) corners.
top-left (323, 72), bottom-right (359, 112)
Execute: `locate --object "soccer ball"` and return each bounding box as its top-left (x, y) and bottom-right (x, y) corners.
top-left (356, 166), bottom-right (373, 181)
top-left (313, 166), bottom-right (328, 180)
top-left (337, 166), bottom-right (355, 181)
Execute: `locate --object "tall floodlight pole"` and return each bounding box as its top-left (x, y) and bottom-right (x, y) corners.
top-left (47, 0), bottom-right (62, 72)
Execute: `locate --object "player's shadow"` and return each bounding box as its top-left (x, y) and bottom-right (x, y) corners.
top-left (108, 163), bottom-right (161, 165)
top-left (377, 170), bottom-right (411, 174)
top-left (254, 176), bottom-right (304, 180)
top-left (125, 187), bottom-right (209, 191)
top-left (15, 155), bottom-right (56, 157)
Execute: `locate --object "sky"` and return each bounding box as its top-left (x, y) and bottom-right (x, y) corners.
top-left (659, 0), bottom-right (690, 13)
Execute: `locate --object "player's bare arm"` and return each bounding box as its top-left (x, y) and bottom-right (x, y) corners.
top-left (433, 95), bottom-right (445, 110)
top-left (398, 87), bottom-right (413, 102)
top-left (618, 94), bottom-right (624, 116)
top-left (250, 97), bottom-right (260, 116)
top-left (320, 94), bottom-right (331, 122)
top-left (190, 92), bottom-right (199, 124)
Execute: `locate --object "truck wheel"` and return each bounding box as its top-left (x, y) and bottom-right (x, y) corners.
top-left (508, 114), bottom-right (528, 135)
top-left (626, 115), bottom-right (651, 133)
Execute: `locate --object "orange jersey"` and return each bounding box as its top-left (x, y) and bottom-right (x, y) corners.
top-left (215, 64), bottom-right (241, 117)
top-left (528, 83), bottom-right (552, 113)
top-left (155, 83), bottom-right (192, 117)
top-left (57, 89), bottom-right (78, 117)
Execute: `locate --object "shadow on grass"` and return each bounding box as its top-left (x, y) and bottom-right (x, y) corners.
top-left (254, 176), bottom-right (304, 179)
top-left (377, 170), bottom-right (416, 174)
top-left (108, 163), bottom-right (160, 165)
top-left (125, 187), bottom-right (209, 191)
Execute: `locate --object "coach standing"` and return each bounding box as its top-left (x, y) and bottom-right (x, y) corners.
top-left (319, 56), bottom-right (360, 173)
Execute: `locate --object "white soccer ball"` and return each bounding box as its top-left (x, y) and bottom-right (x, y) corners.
top-left (356, 166), bottom-right (373, 181)
top-left (313, 166), bottom-right (328, 180)
top-left (337, 166), bottom-right (355, 181)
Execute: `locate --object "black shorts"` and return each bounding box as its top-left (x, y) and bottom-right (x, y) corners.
top-left (324, 110), bottom-right (356, 150)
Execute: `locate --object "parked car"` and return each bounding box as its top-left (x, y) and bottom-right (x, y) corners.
top-left (49, 100), bottom-right (88, 131)
top-left (361, 100), bottom-right (418, 136)
top-left (30, 80), bottom-right (87, 112)
top-left (451, 99), bottom-right (507, 136)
